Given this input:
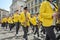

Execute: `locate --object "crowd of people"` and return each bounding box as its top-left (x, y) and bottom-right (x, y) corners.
top-left (0, 0), bottom-right (60, 40)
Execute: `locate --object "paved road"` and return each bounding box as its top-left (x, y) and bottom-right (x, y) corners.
top-left (0, 25), bottom-right (60, 40)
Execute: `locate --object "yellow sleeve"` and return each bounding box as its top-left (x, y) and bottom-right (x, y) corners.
top-left (3, 18), bottom-right (5, 22)
top-left (8, 18), bottom-right (10, 23)
top-left (34, 17), bottom-right (36, 23)
top-left (20, 12), bottom-right (25, 23)
top-left (29, 17), bottom-right (33, 23)
top-left (40, 2), bottom-right (52, 19)
top-left (1, 19), bottom-right (3, 23)
top-left (19, 14), bottom-right (21, 22)
top-left (27, 12), bottom-right (31, 20)
top-left (38, 14), bottom-right (43, 22)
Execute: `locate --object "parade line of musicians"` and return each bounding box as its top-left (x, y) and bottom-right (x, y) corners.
top-left (1, 0), bottom-right (60, 40)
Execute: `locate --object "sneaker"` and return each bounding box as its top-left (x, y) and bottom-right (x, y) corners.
top-left (22, 38), bottom-right (25, 40)
top-left (34, 34), bottom-right (37, 37)
top-left (9, 30), bottom-right (12, 33)
top-left (27, 32), bottom-right (30, 35)
top-left (15, 34), bottom-right (19, 37)
top-left (15, 34), bottom-right (19, 39)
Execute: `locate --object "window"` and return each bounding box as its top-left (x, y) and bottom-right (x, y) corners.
top-left (28, 8), bottom-right (30, 12)
top-left (35, 7), bottom-right (37, 13)
top-left (29, 10), bottom-right (30, 13)
top-left (39, 0), bottom-right (42, 3)
top-left (13, 0), bottom-right (17, 3)
top-left (53, 0), bottom-right (56, 1)
top-left (11, 8), bottom-right (13, 12)
top-left (28, 3), bottom-right (30, 9)
top-left (26, 5), bottom-right (28, 7)
top-left (37, 6), bottom-right (39, 13)
top-left (31, 1), bottom-right (33, 6)
top-left (53, 0), bottom-right (56, 2)
top-left (35, 0), bottom-right (37, 5)
top-left (31, 8), bottom-right (33, 14)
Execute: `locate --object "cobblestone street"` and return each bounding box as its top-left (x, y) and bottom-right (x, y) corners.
top-left (0, 25), bottom-right (46, 40)
top-left (0, 24), bottom-right (60, 40)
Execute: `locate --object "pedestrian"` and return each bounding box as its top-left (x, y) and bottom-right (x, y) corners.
top-left (20, 7), bottom-right (31, 40)
top-left (8, 16), bottom-right (14, 31)
top-left (13, 10), bottom-right (20, 37)
top-left (30, 14), bottom-right (35, 33)
top-left (2, 17), bottom-right (8, 30)
top-left (54, 8), bottom-right (60, 40)
top-left (5, 17), bottom-right (8, 30)
top-left (55, 8), bottom-right (60, 31)
top-left (1, 18), bottom-right (5, 29)
top-left (34, 13), bottom-right (39, 38)
top-left (39, 0), bottom-right (58, 40)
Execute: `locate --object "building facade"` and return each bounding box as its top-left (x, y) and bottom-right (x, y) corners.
top-left (0, 8), bottom-right (9, 20)
top-left (25, 0), bottom-right (56, 14)
top-left (57, 0), bottom-right (60, 7)
top-left (10, 0), bottom-right (26, 15)
top-left (25, 0), bottom-right (43, 14)
top-left (10, 0), bottom-right (57, 14)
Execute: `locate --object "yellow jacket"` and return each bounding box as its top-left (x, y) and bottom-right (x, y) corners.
top-left (3, 18), bottom-right (7, 23)
top-left (19, 14), bottom-right (21, 23)
top-left (8, 17), bottom-right (13, 24)
top-left (13, 13), bottom-right (19, 22)
top-left (39, 1), bottom-right (58, 27)
top-left (20, 11), bottom-right (31, 27)
top-left (30, 16), bottom-right (37, 26)
top-left (1, 18), bottom-right (5, 23)
top-left (38, 14), bottom-right (42, 22)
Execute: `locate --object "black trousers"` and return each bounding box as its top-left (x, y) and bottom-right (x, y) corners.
top-left (34, 25), bottom-right (39, 37)
top-left (45, 26), bottom-right (57, 40)
top-left (9, 23), bottom-right (15, 31)
top-left (56, 24), bottom-right (60, 31)
top-left (32, 26), bottom-right (35, 32)
top-left (23, 26), bottom-right (28, 40)
top-left (41, 26), bottom-right (45, 34)
top-left (56, 24), bottom-right (60, 40)
top-left (1, 22), bottom-right (5, 27)
top-left (31, 24), bottom-right (34, 32)
top-left (5, 22), bottom-right (8, 29)
top-left (57, 35), bottom-right (60, 40)
top-left (15, 22), bottom-right (20, 34)
top-left (30, 23), bottom-right (34, 32)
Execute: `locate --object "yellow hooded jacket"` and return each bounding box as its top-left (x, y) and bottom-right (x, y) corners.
top-left (30, 16), bottom-right (37, 26)
top-left (39, 1), bottom-right (58, 27)
top-left (1, 18), bottom-right (5, 23)
top-left (20, 12), bottom-right (31, 27)
top-left (13, 13), bottom-right (19, 23)
top-left (3, 18), bottom-right (7, 23)
top-left (8, 17), bottom-right (13, 24)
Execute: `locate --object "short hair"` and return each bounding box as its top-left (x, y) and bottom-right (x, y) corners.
top-left (15, 10), bottom-right (18, 12)
top-left (24, 7), bottom-right (27, 10)
top-left (47, 0), bottom-right (53, 2)
top-left (47, 0), bottom-right (49, 1)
